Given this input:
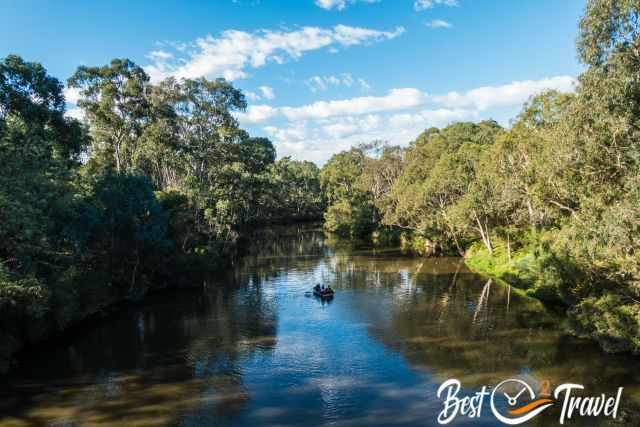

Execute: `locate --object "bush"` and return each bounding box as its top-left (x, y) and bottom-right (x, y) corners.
top-left (569, 295), bottom-right (640, 354)
top-left (323, 198), bottom-right (376, 238)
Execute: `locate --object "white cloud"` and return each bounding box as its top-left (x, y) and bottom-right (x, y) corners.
top-left (63, 86), bottom-right (85, 120)
top-left (247, 75), bottom-right (578, 165)
top-left (264, 108), bottom-right (473, 164)
top-left (237, 105), bottom-right (278, 124)
top-left (333, 24), bottom-right (404, 45)
top-left (281, 88), bottom-right (426, 120)
top-left (414, 0), bottom-right (458, 11)
top-left (264, 123), bottom-right (308, 143)
top-left (426, 19), bottom-right (452, 28)
top-left (358, 78), bottom-right (371, 90)
top-left (147, 50), bottom-right (174, 62)
top-left (315, 0), bottom-right (380, 11)
top-left (431, 76), bottom-right (577, 111)
top-left (388, 108), bottom-right (473, 128)
top-left (315, 109), bottom-right (470, 141)
top-left (321, 114), bottom-right (382, 138)
top-left (305, 73), bottom-right (370, 92)
top-left (306, 76), bottom-right (329, 92)
top-left (145, 25), bottom-right (404, 82)
top-left (315, 0), bottom-right (457, 12)
top-left (234, 87), bottom-right (427, 124)
top-left (259, 85), bottom-right (275, 100)
top-left (244, 87), bottom-right (275, 101)
top-left (63, 87), bottom-right (82, 104)
top-left (245, 91), bottom-right (261, 101)
top-left (65, 107), bottom-right (85, 121)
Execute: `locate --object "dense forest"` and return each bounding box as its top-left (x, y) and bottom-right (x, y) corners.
top-left (320, 1), bottom-right (640, 354)
top-left (1, 0), bottom-right (639, 372)
top-left (0, 56), bottom-right (324, 372)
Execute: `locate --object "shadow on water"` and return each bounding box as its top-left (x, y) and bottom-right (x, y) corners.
top-left (1, 224), bottom-right (639, 426)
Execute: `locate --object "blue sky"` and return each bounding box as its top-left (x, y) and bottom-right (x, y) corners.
top-left (0, 0), bottom-right (586, 164)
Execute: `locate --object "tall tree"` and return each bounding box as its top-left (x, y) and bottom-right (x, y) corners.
top-left (0, 55), bottom-right (87, 271)
top-left (68, 58), bottom-right (150, 173)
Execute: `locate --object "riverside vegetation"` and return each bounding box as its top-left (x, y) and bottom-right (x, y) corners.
top-left (320, 1), bottom-right (640, 355)
top-left (1, 0), bottom-right (639, 373)
top-left (0, 56), bottom-right (324, 372)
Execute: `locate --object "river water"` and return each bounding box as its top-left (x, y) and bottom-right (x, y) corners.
top-left (1, 225), bottom-right (638, 426)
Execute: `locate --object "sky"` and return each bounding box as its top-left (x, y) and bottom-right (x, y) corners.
top-left (0, 0), bottom-right (586, 164)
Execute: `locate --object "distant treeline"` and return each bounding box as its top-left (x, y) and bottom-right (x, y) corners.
top-left (319, 1), bottom-right (640, 354)
top-left (0, 55), bottom-right (324, 372)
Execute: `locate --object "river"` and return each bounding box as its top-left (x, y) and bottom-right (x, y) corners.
top-left (1, 225), bottom-right (638, 426)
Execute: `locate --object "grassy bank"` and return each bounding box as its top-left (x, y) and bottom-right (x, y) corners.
top-left (463, 237), bottom-right (564, 305)
top-left (463, 234), bottom-right (640, 355)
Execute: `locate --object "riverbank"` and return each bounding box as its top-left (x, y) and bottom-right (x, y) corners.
top-left (365, 226), bottom-right (639, 356)
top-left (4, 220), bottom-right (636, 376)
top-left (1, 223), bottom-right (324, 375)
top-left (0, 250), bottom-right (230, 375)
top-left (4, 225), bottom-right (640, 427)
top-left (462, 239), bottom-right (640, 356)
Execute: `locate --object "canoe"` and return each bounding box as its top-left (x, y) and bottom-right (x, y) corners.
top-left (313, 289), bottom-right (335, 298)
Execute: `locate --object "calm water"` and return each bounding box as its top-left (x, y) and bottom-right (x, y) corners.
top-left (1, 225), bottom-right (639, 426)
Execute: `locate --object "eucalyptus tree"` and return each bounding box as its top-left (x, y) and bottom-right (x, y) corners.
top-left (68, 59), bottom-right (150, 173)
top-left (267, 157), bottom-right (324, 221)
top-left (173, 78), bottom-right (248, 237)
top-left (472, 91), bottom-right (575, 240)
top-left (383, 121), bottom-right (501, 253)
top-left (320, 148), bottom-right (377, 236)
top-left (358, 142), bottom-right (404, 215)
top-left (550, 0), bottom-right (640, 351)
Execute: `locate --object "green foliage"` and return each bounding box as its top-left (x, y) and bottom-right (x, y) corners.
top-left (577, 0), bottom-right (640, 67)
top-left (317, 0), bottom-right (640, 354)
top-left (320, 147), bottom-right (379, 237)
top-left (321, 148), bottom-right (366, 204)
top-left (0, 54), bottom-right (324, 372)
top-left (68, 58), bottom-right (151, 173)
top-left (0, 55), bottom-right (87, 271)
top-left (265, 157), bottom-right (324, 222)
top-left (79, 172), bottom-right (170, 294)
top-left (324, 198), bottom-right (376, 237)
top-left (0, 266), bottom-right (48, 318)
top-left (569, 294), bottom-right (640, 354)
top-left (382, 121), bottom-right (503, 254)
top-left (464, 235), bottom-right (565, 304)
top-left (4, 0), bottom-right (640, 367)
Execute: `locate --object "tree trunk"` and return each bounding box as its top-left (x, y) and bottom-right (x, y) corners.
top-left (474, 212), bottom-right (493, 256)
top-left (129, 247), bottom-right (139, 295)
top-left (526, 197), bottom-right (536, 234)
top-left (115, 141), bottom-right (122, 173)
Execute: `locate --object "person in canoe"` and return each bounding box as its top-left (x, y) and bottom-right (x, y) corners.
top-left (313, 284), bottom-right (334, 297)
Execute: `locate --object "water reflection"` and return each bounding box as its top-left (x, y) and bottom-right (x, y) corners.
top-left (1, 225), bottom-right (638, 426)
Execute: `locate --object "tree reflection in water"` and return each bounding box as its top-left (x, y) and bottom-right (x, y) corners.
top-left (1, 225), bottom-right (639, 426)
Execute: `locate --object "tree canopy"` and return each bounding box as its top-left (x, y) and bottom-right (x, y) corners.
top-left (317, 0), bottom-right (640, 354)
top-left (0, 55), bottom-right (324, 372)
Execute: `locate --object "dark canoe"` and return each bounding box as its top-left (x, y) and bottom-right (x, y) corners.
top-left (313, 290), bottom-right (335, 298)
